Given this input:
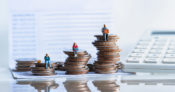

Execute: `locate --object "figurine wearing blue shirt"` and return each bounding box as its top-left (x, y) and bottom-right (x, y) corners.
top-left (44, 53), bottom-right (51, 69)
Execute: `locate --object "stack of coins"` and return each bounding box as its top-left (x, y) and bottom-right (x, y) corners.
top-left (16, 58), bottom-right (36, 71)
top-left (87, 64), bottom-right (95, 72)
top-left (31, 63), bottom-right (55, 76)
top-left (54, 62), bottom-right (65, 71)
top-left (64, 80), bottom-right (91, 92)
top-left (64, 50), bottom-right (91, 75)
top-left (92, 35), bottom-right (121, 74)
top-left (93, 80), bottom-right (120, 92)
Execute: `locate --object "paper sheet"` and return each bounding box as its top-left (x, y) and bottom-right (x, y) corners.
top-left (9, 0), bottom-right (116, 68)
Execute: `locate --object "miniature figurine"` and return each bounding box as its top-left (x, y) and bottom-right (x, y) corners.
top-left (44, 53), bottom-right (51, 69)
top-left (102, 24), bottom-right (109, 41)
top-left (72, 42), bottom-right (79, 57)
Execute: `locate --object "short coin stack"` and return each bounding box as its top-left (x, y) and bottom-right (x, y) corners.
top-left (31, 63), bottom-right (55, 76)
top-left (16, 58), bottom-right (36, 71)
top-left (54, 62), bottom-right (65, 71)
top-left (64, 50), bottom-right (91, 75)
top-left (92, 35), bottom-right (121, 74)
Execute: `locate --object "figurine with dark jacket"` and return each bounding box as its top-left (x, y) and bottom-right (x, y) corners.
top-left (102, 24), bottom-right (109, 41)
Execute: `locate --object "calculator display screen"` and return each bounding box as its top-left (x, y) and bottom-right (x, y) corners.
top-left (152, 31), bottom-right (175, 35)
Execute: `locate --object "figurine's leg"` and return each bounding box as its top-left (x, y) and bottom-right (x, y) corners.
top-left (73, 50), bottom-right (76, 57)
top-left (103, 33), bottom-right (105, 41)
top-left (45, 61), bottom-right (47, 69)
top-left (104, 34), bottom-right (107, 41)
top-left (75, 50), bottom-right (78, 57)
top-left (48, 61), bottom-right (51, 68)
top-left (106, 34), bottom-right (108, 41)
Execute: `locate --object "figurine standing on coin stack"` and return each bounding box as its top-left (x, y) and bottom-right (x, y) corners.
top-left (31, 54), bottom-right (56, 76)
top-left (64, 43), bottom-right (91, 75)
top-left (92, 24), bottom-right (121, 74)
top-left (73, 42), bottom-right (79, 57)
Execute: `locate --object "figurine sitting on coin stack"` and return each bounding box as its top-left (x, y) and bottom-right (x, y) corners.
top-left (64, 42), bottom-right (91, 75)
top-left (31, 54), bottom-right (56, 76)
top-left (92, 24), bottom-right (121, 74)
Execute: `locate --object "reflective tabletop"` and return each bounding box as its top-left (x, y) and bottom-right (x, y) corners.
top-left (3, 72), bottom-right (175, 92)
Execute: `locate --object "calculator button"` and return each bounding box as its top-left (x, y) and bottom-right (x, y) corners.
top-left (146, 54), bottom-right (161, 58)
top-left (165, 54), bottom-right (175, 58)
top-left (135, 45), bottom-right (148, 49)
top-left (137, 42), bottom-right (150, 45)
top-left (168, 46), bottom-right (175, 50)
top-left (166, 50), bottom-right (175, 54)
top-left (151, 46), bottom-right (164, 49)
top-left (140, 39), bottom-right (152, 42)
top-left (153, 43), bottom-right (166, 45)
top-left (144, 58), bottom-right (159, 63)
top-left (127, 57), bottom-right (142, 63)
top-left (129, 53), bottom-right (143, 57)
top-left (149, 50), bottom-right (162, 54)
top-left (133, 49), bottom-right (146, 53)
top-left (162, 58), bottom-right (175, 64)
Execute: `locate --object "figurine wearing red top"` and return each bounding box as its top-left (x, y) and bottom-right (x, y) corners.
top-left (72, 42), bottom-right (79, 57)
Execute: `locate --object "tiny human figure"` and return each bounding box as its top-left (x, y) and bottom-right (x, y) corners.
top-left (72, 42), bottom-right (79, 57)
top-left (102, 24), bottom-right (109, 41)
top-left (44, 53), bottom-right (51, 69)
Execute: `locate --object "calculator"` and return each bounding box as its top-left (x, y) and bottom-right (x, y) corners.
top-left (123, 30), bottom-right (175, 73)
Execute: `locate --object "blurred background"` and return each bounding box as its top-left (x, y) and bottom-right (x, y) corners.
top-left (1, 0), bottom-right (175, 92)
top-left (1, 0), bottom-right (175, 68)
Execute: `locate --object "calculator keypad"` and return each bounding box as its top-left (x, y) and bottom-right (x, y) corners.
top-left (127, 38), bottom-right (175, 64)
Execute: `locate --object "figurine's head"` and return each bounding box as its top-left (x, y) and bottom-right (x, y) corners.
top-left (73, 42), bottom-right (77, 46)
top-left (104, 24), bottom-right (106, 27)
top-left (46, 53), bottom-right (49, 57)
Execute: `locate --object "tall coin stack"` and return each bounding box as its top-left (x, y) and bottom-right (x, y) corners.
top-left (31, 63), bottom-right (55, 76)
top-left (93, 34), bottom-right (121, 74)
top-left (16, 58), bottom-right (36, 71)
top-left (64, 50), bottom-right (91, 75)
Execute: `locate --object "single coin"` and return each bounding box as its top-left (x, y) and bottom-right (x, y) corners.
top-left (95, 69), bottom-right (117, 74)
top-left (64, 64), bottom-right (86, 70)
top-left (35, 63), bottom-right (54, 67)
top-left (66, 56), bottom-right (91, 62)
top-left (64, 50), bottom-right (88, 56)
top-left (95, 66), bottom-right (117, 71)
top-left (65, 61), bottom-right (88, 65)
top-left (98, 58), bottom-right (120, 62)
top-left (92, 42), bottom-right (116, 46)
top-left (66, 69), bottom-right (89, 75)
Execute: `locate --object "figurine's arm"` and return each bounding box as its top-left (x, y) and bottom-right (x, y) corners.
top-left (48, 57), bottom-right (50, 61)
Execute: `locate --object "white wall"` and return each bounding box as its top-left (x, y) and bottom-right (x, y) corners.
top-left (1, 0), bottom-right (175, 68)
top-left (0, 0), bottom-right (8, 68)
